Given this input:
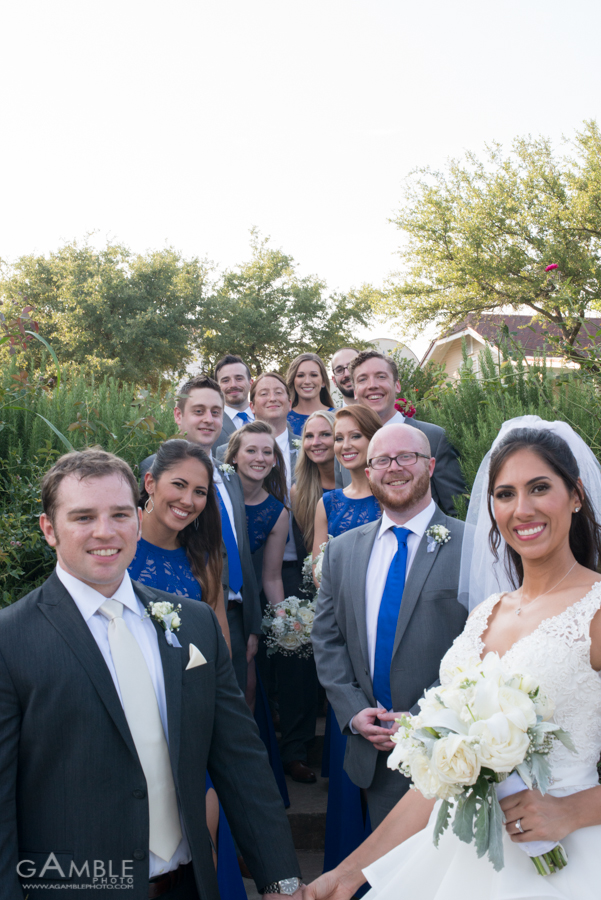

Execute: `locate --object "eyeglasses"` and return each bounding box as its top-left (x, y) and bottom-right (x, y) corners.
top-left (333, 365), bottom-right (351, 376)
top-left (368, 452), bottom-right (430, 469)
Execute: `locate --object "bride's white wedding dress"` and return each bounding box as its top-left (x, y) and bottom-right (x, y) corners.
top-left (363, 585), bottom-right (601, 900)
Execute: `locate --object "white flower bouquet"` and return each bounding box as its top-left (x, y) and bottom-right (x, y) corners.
top-left (262, 596), bottom-right (317, 658)
top-left (388, 652), bottom-right (574, 875)
top-left (302, 537), bottom-right (332, 595)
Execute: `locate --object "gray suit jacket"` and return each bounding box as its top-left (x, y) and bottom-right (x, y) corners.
top-left (312, 505), bottom-right (467, 789)
top-left (138, 454), bottom-right (262, 638)
top-left (213, 413), bottom-right (237, 453)
top-left (334, 417), bottom-right (466, 517)
top-left (0, 574), bottom-right (299, 899)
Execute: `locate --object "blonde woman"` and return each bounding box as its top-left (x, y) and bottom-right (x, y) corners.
top-left (291, 410), bottom-right (337, 553)
top-left (286, 353), bottom-right (335, 437)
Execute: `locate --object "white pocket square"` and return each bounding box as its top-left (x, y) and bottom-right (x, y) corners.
top-left (185, 643), bottom-right (207, 670)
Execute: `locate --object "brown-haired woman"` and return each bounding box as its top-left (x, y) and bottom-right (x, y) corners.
top-left (286, 353), bottom-right (335, 437)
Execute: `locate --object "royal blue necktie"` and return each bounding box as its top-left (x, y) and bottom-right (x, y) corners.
top-left (215, 489), bottom-right (244, 593)
top-left (236, 411), bottom-right (250, 424)
top-left (372, 527), bottom-right (411, 711)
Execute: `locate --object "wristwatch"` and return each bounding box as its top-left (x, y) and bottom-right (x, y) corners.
top-left (260, 877), bottom-right (301, 894)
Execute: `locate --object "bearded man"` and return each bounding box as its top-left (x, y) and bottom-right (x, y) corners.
top-left (312, 423), bottom-right (467, 827)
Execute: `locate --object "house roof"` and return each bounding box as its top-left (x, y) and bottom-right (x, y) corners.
top-left (421, 314), bottom-right (601, 366)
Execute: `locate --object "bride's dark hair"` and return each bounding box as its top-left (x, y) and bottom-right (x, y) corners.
top-left (487, 427), bottom-right (601, 588)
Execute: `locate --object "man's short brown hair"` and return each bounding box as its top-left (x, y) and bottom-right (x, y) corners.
top-left (348, 350), bottom-right (399, 384)
top-left (176, 374), bottom-right (224, 413)
top-left (250, 371), bottom-right (291, 404)
top-left (41, 448), bottom-right (139, 523)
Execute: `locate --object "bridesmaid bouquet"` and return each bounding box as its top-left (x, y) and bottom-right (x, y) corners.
top-left (388, 652), bottom-right (574, 875)
top-left (302, 536), bottom-right (332, 595)
top-left (261, 596), bottom-right (317, 658)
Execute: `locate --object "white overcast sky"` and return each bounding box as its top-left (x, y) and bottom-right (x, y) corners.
top-left (1, 0), bottom-right (600, 352)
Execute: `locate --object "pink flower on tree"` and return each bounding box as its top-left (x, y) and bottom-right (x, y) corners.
top-left (545, 263), bottom-right (559, 272)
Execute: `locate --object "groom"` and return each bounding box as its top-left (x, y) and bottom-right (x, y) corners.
top-left (312, 423), bottom-right (468, 826)
top-left (0, 449), bottom-right (301, 899)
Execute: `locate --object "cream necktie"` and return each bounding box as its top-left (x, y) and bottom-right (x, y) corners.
top-left (99, 599), bottom-right (182, 861)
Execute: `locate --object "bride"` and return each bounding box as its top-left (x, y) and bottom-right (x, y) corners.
top-left (305, 418), bottom-right (601, 900)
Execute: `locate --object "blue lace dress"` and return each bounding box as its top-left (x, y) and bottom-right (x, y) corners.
top-left (287, 407), bottom-right (334, 436)
top-left (321, 491), bottom-right (381, 887)
top-left (245, 494), bottom-right (290, 808)
top-left (128, 540), bottom-right (246, 900)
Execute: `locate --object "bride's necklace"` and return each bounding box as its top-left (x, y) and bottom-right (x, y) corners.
top-left (515, 561), bottom-right (577, 616)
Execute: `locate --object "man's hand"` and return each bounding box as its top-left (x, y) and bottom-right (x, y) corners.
top-left (246, 633), bottom-right (259, 663)
top-left (351, 707), bottom-right (403, 752)
top-left (302, 870), bottom-right (358, 900)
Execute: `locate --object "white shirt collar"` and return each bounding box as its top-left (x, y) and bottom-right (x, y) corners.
top-left (224, 404), bottom-right (252, 422)
top-left (275, 428), bottom-right (290, 450)
top-left (376, 498), bottom-right (436, 541)
top-left (56, 562), bottom-right (140, 621)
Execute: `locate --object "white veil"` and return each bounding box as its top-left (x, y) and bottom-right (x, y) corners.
top-left (458, 415), bottom-right (601, 611)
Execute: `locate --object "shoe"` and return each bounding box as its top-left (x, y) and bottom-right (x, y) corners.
top-left (285, 760), bottom-right (316, 783)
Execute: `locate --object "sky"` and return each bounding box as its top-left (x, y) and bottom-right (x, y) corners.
top-left (1, 0), bottom-right (601, 355)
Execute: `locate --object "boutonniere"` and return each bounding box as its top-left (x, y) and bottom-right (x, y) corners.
top-left (425, 524), bottom-right (451, 553)
top-left (144, 601), bottom-right (183, 647)
top-left (292, 438), bottom-right (302, 450)
top-left (219, 463), bottom-right (234, 480)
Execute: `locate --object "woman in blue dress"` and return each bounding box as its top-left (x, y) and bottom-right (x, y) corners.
top-left (311, 405), bottom-right (383, 884)
top-left (285, 352), bottom-right (335, 436)
top-left (224, 420), bottom-right (291, 807)
top-left (129, 439), bottom-right (246, 900)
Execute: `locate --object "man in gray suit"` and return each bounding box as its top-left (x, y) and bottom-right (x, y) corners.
top-left (142, 374), bottom-right (262, 694)
top-left (312, 423), bottom-right (467, 827)
top-left (213, 354), bottom-right (254, 450)
top-left (0, 449), bottom-right (301, 899)
top-left (334, 350), bottom-right (466, 517)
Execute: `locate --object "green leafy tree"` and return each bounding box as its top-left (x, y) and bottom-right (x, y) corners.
top-left (0, 240), bottom-right (209, 387)
top-left (200, 230), bottom-right (375, 373)
top-left (378, 121), bottom-right (601, 365)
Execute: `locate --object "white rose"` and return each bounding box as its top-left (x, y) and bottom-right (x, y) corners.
top-left (532, 691), bottom-right (555, 721)
top-left (409, 752), bottom-right (460, 801)
top-left (469, 712), bottom-right (530, 772)
top-left (169, 613), bottom-right (181, 629)
top-left (278, 633), bottom-right (302, 651)
top-left (297, 608), bottom-right (314, 626)
top-left (431, 734), bottom-right (481, 787)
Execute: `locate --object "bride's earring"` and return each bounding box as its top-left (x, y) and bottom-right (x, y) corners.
top-left (574, 506), bottom-right (581, 513)
top-left (145, 496), bottom-right (155, 514)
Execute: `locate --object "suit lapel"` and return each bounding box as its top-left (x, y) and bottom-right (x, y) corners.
top-left (220, 469), bottom-right (246, 543)
top-left (133, 582), bottom-right (183, 780)
top-left (287, 426), bottom-right (298, 484)
top-left (351, 522), bottom-right (380, 670)
top-left (38, 572), bottom-right (138, 759)
top-left (392, 506), bottom-right (444, 658)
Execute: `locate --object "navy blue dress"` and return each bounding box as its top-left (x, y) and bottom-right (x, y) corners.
top-left (321, 491), bottom-right (381, 883)
top-left (287, 407), bottom-right (334, 436)
top-left (129, 540), bottom-right (246, 900)
top-left (245, 494), bottom-right (290, 809)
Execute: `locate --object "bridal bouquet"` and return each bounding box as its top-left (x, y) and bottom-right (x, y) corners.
top-left (261, 596), bottom-right (317, 658)
top-left (388, 652), bottom-right (574, 875)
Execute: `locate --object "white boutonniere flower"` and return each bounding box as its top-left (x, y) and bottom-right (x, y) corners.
top-left (219, 463), bottom-right (235, 480)
top-left (145, 601), bottom-right (183, 647)
top-left (425, 524), bottom-right (451, 553)
top-left (292, 438), bottom-right (302, 450)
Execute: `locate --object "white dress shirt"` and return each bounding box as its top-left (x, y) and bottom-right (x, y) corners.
top-left (55, 563), bottom-right (191, 878)
top-left (224, 405), bottom-right (254, 429)
top-left (212, 459), bottom-right (243, 602)
top-left (364, 500), bottom-right (436, 680)
top-left (276, 429), bottom-right (297, 562)
top-left (383, 409), bottom-right (405, 426)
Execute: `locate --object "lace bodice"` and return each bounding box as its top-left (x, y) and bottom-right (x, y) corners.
top-left (441, 584), bottom-right (601, 774)
top-left (324, 489), bottom-right (381, 538)
top-left (128, 538), bottom-right (202, 600)
top-left (245, 495), bottom-right (285, 554)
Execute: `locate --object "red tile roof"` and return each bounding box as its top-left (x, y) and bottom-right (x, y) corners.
top-left (443, 314), bottom-right (601, 354)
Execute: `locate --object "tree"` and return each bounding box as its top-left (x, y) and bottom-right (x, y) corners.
top-left (199, 230), bottom-right (374, 374)
top-left (0, 240), bottom-right (208, 387)
top-left (378, 121), bottom-right (601, 365)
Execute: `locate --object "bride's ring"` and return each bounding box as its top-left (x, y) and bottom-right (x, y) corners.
top-left (515, 818), bottom-right (524, 834)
